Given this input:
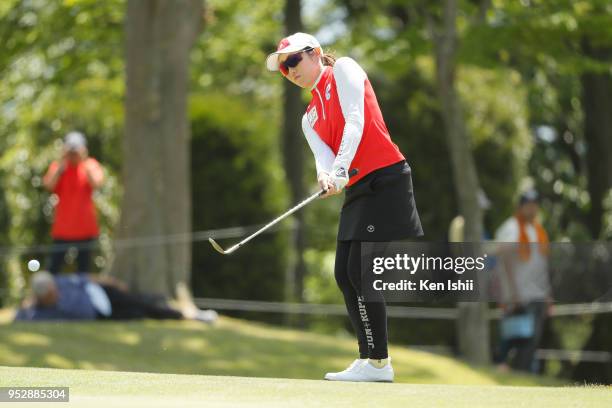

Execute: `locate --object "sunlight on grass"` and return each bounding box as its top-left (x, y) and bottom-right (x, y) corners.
top-left (159, 336), bottom-right (209, 352)
top-left (391, 347), bottom-right (496, 385)
top-left (8, 332), bottom-right (50, 346)
top-left (115, 331), bottom-right (141, 346)
top-left (181, 337), bottom-right (209, 352)
top-left (0, 309), bottom-right (15, 324)
top-left (44, 353), bottom-right (74, 369)
top-left (0, 313), bottom-right (568, 386)
top-left (0, 344), bottom-right (26, 365)
top-left (78, 360), bottom-right (117, 371)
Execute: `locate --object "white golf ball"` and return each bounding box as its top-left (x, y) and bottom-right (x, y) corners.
top-left (28, 259), bottom-right (40, 272)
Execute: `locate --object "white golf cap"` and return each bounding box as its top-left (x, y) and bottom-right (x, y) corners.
top-left (266, 32), bottom-right (321, 71)
top-left (31, 271), bottom-right (55, 298)
top-left (64, 131), bottom-right (87, 151)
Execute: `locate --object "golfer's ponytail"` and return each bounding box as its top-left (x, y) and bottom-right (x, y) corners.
top-left (321, 50), bottom-right (336, 67)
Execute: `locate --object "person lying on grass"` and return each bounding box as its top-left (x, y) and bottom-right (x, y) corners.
top-left (14, 271), bottom-right (217, 323)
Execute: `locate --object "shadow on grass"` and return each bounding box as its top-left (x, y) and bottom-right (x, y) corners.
top-left (0, 319), bottom-right (365, 380)
top-left (0, 316), bottom-right (563, 386)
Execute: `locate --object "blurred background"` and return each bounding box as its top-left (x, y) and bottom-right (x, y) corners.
top-left (1, 0), bottom-right (611, 385)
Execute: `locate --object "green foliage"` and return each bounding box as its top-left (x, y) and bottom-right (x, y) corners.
top-left (303, 248), bottom-right (343, 312)
top-left (462, 0), bottom-right (612, 74)
top-left (0, 0), bottom-right (291, 308)
top-left (187, 0), bottom-right (294, 311)
top-left (334, 0), bottom-right (612, 241)
top-left (367, 58), bottom-right (531, 239)
top-left (0, 0), bottom-right (123, 304)
top-left (189, 93), bottom-right (289, 304)
top-left (462, 0), bottom-right (612, 240)
top-left (190, 0), bottom-right (283, 101)
top-left (459, 65), bottom-right (532, 231)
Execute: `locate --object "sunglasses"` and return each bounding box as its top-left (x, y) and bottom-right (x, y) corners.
top-left (279, 48), bottom-right (313, 76)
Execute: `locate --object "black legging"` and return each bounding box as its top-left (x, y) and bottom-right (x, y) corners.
top-left (335, 240), bottom-right (388, 359)
top-left (100, 284), bottom-right (184, 320)
top-left (48, 239), bottom-right (95, 275)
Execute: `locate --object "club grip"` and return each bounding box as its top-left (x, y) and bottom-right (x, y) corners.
top-left (319, 168), bottom-right (359, 196)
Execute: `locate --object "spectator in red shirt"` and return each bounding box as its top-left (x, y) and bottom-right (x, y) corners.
top-left (43, 131), bottom-right (104, 274)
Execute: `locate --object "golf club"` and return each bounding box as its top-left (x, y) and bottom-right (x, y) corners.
top-left (209, 169), bottom-right (358, 255)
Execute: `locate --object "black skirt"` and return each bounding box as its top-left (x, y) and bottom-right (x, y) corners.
top-left (338, 161), bottom-right (423, 241)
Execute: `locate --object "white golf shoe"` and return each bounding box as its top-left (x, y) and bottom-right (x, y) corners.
top-left (324, 358), bottom-right (394, 382)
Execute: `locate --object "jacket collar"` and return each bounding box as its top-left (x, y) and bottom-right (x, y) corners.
top-left (310, 66), bottom-right (331, 94)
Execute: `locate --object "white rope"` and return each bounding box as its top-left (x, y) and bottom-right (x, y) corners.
top-left (0, 222), bottom-right (289, 256)
top-left (193, 298), bottom-right (612, 319)
top-left (535, 349), bottom-right (612, 363)
top-left (393, 346), bottom-right (612, 363)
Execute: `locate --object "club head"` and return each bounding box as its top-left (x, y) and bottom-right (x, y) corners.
top-left (208, 238), bottom-right (228, 255)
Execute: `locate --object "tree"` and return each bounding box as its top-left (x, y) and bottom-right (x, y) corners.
top-left (281, 0), bottom-right (308, 318)
top-left (111, 0), bottom-right (203, 298)
top-left (428, 0), bottom-right (490, 365)
top-left (581, 39), bottom-right (612, 238)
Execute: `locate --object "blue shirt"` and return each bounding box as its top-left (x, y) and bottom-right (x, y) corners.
top-left (15, 274), bottom-right (98, 321)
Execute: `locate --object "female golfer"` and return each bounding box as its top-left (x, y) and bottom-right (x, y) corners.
top-left (266, 33), bottom-right (423, 382)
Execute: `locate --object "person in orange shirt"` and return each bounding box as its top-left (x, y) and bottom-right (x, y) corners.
top-left (494, 190), bottom-right (552, 373)
top-left (43, 132), bottom-right (104, 275)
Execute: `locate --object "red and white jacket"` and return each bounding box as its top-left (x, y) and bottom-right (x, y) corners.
top-left (302, 57), bottom-right (405, 187)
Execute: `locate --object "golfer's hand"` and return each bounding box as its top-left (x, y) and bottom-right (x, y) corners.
top-left (318, 172), bottom-right (341, 198)
top-left (330, 166), bottom-right (349, 191)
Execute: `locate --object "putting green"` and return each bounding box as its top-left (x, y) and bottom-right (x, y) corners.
top-left (1, 366), bottom-right (610, 408)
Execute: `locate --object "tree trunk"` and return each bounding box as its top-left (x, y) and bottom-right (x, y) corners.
top-left (282, 0), bottom-right (307, 322)
top-left (581, 41), bottom-right (612, 239)
top-left (431, 0), bottom-right (490, 365)
top-left (111, 0), bottom-right (203, 298)
top-left (576, 40), bottom-right (612, 384)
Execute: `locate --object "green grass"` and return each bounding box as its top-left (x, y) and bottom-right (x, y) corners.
top-left (1, 310), bottom-right (610, 407)
top-left (1, 366), bottom-right (610, 408)
top-left (0, 310), bottom-right (566, 386)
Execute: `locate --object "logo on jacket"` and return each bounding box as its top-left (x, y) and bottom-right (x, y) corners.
top-left (307, 106), bottom-right (318, 127)
top-left (325, 83), bottom-right (331, 100)
top-left (367, 225), bottom-right (375, 233)
top-left (335, 167), bottom-right (347, 178)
